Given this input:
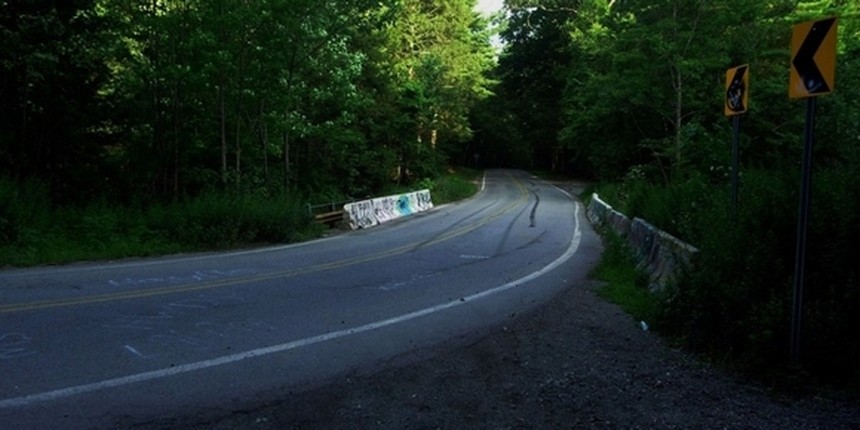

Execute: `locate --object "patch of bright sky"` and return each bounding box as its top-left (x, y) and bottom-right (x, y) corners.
top-left (475, 0), bottom-right (504, 16)
top-left (475, 0), bottom-right (505, 51)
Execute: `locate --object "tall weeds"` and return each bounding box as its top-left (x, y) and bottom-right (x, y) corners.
top-left (598, 168), bottom-right (860, 390)
top-left (0, 179), bottom-right (313, 267)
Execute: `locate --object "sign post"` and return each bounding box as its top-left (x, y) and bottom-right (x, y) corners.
top-left (788, 17), bottom-right (837, 365)
top-left (724, 64), bottom-right (749, 217)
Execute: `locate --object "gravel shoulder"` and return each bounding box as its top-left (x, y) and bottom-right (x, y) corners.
top-left (140, 182), bottom-right (860, 430)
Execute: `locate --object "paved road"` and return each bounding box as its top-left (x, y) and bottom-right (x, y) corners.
top-left (0, 170), bottom-right (600, 429)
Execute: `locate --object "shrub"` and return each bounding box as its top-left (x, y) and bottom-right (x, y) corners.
top-left (602, 166), bottom-right (860, 390)
top-left (148, 192), bottom-right (312, 248)
top-left (0, 177), bottom-right (51, 245)
top-left (591, 230), bottom-right (660, 325)
top-left (430, 168), bottom-right (479, 204)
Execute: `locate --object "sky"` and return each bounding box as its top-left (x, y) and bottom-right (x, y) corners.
top-left (475, 0), bottom-right (504, 15)
top-left (475, 0), bottom-right (505, 49)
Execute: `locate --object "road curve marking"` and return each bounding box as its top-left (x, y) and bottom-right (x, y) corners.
top-left (0, 203), bottom-right (583, 409)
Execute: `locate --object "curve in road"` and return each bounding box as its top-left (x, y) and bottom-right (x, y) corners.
top-left (0, 169), bottom-right (601, 429)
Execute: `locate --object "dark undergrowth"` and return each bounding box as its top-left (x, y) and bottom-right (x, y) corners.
top-left (591, 168), bottom-right (860, 396)
top-left (0, 169), bottom-right (480, 268)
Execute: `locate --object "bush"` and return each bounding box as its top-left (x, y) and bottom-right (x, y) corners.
top-left (600, 166), bottom-right (860, 390)
top-left (0, 184), bottom-right (315, 267)
top-left (429, 168), bottom-right (480, 204)
top-left (0, 177), bottom-right (51, 245)
top-left (148, 192), bottom-right (312, 248)
top-left (591, 230), bottom-right (661, 325)
top-left (596, 171), bottom-right (719, 243)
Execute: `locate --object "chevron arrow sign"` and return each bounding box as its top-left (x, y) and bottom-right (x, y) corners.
top-left (790, 17), bottom-right (837, 99)
top-left (725, 64), bottom-right (749, 116)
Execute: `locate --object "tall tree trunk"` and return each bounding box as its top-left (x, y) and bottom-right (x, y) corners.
top-left (172, 87), bottom-right (180, 200)
top-left (19, 81), bottom-right (28, 180)
top-left (674, 70), bottom-right (683, 172)
top-left (219, 83), bottom-right (227, 186)
top-left (173, 134), bottom-right (180, 198)
top-left (218, 1), bottom-right (228, 187)
top-left (147, 0), bottom-right (163, 196)
top-left (235, 115), bottom-right (242, 189)
top-left (283, 128), bottom-right (291, 192)
top-left (259, 101), bottom-right (269, 188)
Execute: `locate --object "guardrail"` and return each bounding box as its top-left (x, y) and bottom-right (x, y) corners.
top-left (587, 193), bottom-right (698, 292)
top-left (307, 200), bottom-right (354, 227)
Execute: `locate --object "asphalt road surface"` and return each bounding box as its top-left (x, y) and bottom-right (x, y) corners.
top-left (0, 169), bottom-right (601, 429)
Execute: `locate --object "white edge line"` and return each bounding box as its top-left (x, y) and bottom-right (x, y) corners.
top-left (0, 203), bottom-right (582, 410)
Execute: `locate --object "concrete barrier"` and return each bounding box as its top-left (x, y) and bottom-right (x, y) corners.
top-left (344, 189), bottom-right (434, 230)
top-left (588, 193), bottom-right (631, 237)
top-left (587, 193), bottom-right (697, 292)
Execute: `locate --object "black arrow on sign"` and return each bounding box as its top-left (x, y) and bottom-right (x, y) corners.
top-left (793, 18), bottom-right (835, 95)
top-left (726, 66), bottom-right (747, 113)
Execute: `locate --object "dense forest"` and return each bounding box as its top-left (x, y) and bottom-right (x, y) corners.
top-left (480, 0), bottom-right (859, 388)
top-left (1, 0), bottom-right (494, 202)
top-left (2, 0), bottom-right (859, 388)
top-left (1, 0), bottom-right (493, 262)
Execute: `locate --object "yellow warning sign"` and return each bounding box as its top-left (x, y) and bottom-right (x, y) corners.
top-left (789, 17), bottom-right (837, 98)
top-left (725, 64), bottom-right (749, 116)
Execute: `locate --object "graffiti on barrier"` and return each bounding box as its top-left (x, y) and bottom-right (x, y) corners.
top-left (396, 195), bottom-right (412, 216)
top-left (411, 189), bottom-right (433, 212)
top-left (373, 197), bottom-right (398, 224)
top-left (345, 199), bottom-right (377, 229)
top-left (345, 189), bottom-right (433, 230)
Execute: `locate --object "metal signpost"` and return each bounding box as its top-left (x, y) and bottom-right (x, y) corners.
top-left (724, 64), bottom-right (749, 217)
top-left (788, 17), bottom-right (837, 365)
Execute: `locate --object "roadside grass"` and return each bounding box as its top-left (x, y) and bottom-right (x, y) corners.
top-left (375, 168), bottom-right (480, 205)
top-left (590, 229), bottom-right (662, 326)
top-left (587, 178), bottom-right (860, 396)
top-left (0, 187), bottom-right (315, 267)
top-left (429, 168), bottom-right (481, 204)
top-left (0, 169), bottom-right (480, 268)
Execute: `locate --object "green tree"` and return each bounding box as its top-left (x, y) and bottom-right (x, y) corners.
top-left (382, 0), bottom-right (494, 180)
top-left (0, 0), bottom-right (115, 201)
top-left (559, 0), bottom-right (781, 181)
top-left (494, 0), bottom-right (575, 173)
top-left (100, 0), bottom-right (385, 198)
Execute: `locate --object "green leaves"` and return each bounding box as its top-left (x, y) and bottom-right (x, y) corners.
top-left (497, 0), bottom-right (860, 385)
top-left (0, 0), bottom-right (495, 203)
